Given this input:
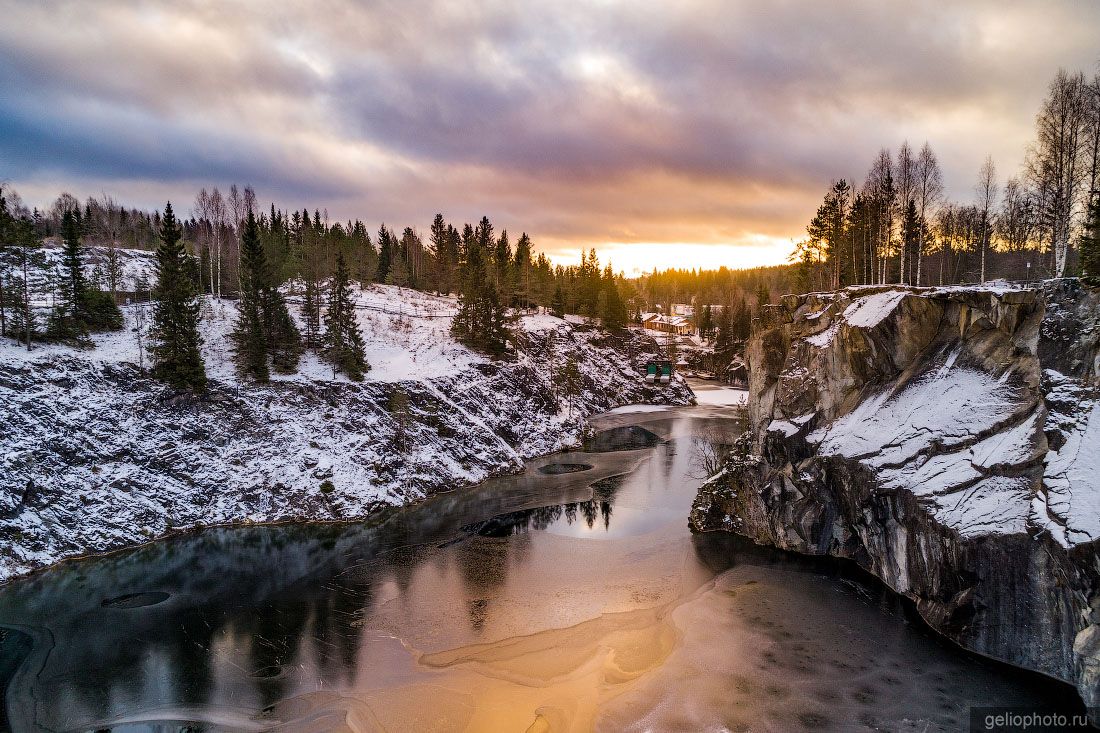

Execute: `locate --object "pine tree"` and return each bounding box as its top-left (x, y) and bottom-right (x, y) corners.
top-left (700, 305), bottom-right (714, 341)
top-left (513, 232), bottom-right (533, 310)
top-left (599, 267), bottom-right (627, 329)
top-left (386, 246), bottom-right (410, 287)
top-left (550, 284), bottom-right (566, 317)
top-left (558, 352), bottom-right (583, 419)
top-left (452, 240), bottom-right (510, 354)
top-left (8, 216), bottom-right (44, 349)
top-left (375, 225), bottom-right (392, 283)
top-left (714, 304), bottom-right (734, 352)
top-left (232, 208), bottom-right (270, 381)
top-left (48, 208), bottom-right (88, 341)
top-left (324, 253), bottom-right (368, 381)
top-left (755, 282), bottom-right (770, 318)
top-left (150, 202), bottom-right (207, 391)
top-left (233, 207), bottom-right (301, 379)
top-left (0, 201), bottom-right (8, 338)
top-left (734, 298), bottom-right (752, 341)
top-left (1081, 193), bottom-right (1100, 283)
top-left (267, 290), bottom-right (302, 373)
top-left (6, 274), bottom-right (34, 345)
top-left (301, 275), bottom-right (322, 347)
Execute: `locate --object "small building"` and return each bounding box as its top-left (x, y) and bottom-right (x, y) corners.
top-left (639, 312), bottom-right (693, 336)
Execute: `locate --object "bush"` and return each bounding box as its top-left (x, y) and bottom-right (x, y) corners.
top-left (319, 479), bottom-right (335, 494)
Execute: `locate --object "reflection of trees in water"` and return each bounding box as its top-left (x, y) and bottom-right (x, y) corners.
top-left (456, 539), bottom-right (510, 632)
top-left (663, 440), bottom-right (678, 477)
top-left (689, 427), bottom-right (732, 479)
top-left (463, 476), bottom-right (625, 537)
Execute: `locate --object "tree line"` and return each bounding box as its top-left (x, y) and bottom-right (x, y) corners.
top-left (793, 66), bottom-right (1100, 289)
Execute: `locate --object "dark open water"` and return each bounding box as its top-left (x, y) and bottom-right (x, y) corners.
top-left (0, 402), bottom-right (1085, 731)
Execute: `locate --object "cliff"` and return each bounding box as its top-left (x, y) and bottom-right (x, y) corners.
top-left (0, 286), bottom-right (692, 582)
top-left (690, 279), bottom-right (1100, 711)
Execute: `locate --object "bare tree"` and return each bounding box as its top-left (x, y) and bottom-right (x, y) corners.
top-left (194, 187), bottom-right (212, 296)
top-left (895, 141), bottom-right (916, 283)
top-left (975, 156), bottom-right (999, 283)
top-left (1086, 71), bottom-right (1100, 201)
top-left (997, 177), bottom-right (1035, 252)
top-left (913, 142), bottom-right (943, 286)
top-left (211, 187), bottom-right (227, 299)
top-left (1026, 69), bottom-right (1089, 278)
top-left (865, 149), bottom-right (897, 284)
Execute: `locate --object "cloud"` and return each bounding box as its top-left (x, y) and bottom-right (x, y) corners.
top-left (0, 0), bottom-right (1097, 269)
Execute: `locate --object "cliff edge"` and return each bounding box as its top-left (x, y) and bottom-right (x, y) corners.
top-left (690, 279), bottom-right (1100, 711)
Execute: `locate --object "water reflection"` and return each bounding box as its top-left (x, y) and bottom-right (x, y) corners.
top-left (0, 408), bottom-right (1084, 731)
top-left (461, 476), bottom-right (624, 538)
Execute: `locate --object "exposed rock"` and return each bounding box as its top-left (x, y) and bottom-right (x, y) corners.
top-left (0, 321), bottom-right (691, 582)
top-left (690, 280), bottom-right (1100, 713)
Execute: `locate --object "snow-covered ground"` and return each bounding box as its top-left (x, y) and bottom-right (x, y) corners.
top-left (0, 275), bottom-right (694, 582)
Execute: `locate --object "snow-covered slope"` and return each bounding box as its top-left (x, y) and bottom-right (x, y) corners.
top-left (691, 280), bottom-right (1100, 716)
top-left (0, 283), bottom-right (692, 582)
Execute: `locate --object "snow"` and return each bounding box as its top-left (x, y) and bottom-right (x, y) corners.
top-left (604, 404), bottom-right (674, 415)
top-left (1041, 371), bottom-right (1100, 546)
top-left (805, 322), bottom-right (840, 348)
top-left (0, 285), bottom-right (694, 581)
top-left (841, 290), bottom-right (908, 328)
top-left (768, 419), bottom-right (800, 437)
top-left (813, 368), bottom-right (1024, 465)
top-left (519, 313), bottom-right (570, 332)
top-left (8, 284), bottom-right (483, 386)
top-left (934, 476), bottom-right (1033, 538)
top-left (761, 282), bottom-right (1098, 547)
top-left (810, 358), bottom-right (1041, 537)
top-left (690, 384), bottom-right (749, 407)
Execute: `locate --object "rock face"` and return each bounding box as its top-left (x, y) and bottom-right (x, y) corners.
top-left (0, 322), bottom-right (691, 582)
top-left (690, 280), bottom-right (1100, 711)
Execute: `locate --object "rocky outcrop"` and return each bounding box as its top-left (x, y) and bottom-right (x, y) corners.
top-left (0, 322), bottom-right (691, 582)
top-left (690, 280), bottom-right (1100, 711)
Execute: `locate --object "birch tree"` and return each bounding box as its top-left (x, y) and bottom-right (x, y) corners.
top-left (975, 156), bottom-right (999, 283)
top-left (1026, 69), bottom-right (1089, 277)
top-left (913, 142), bottom-right (943, 286)
top-left (895, 142), bottom-right (916, 284)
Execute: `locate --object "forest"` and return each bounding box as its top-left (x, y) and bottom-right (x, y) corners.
top-left (790, 67), bottom-right (1100, 292)
top-left (2, 66), bottom-right (1099, 391)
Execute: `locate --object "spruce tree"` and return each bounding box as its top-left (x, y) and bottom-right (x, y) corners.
top-left (48, 209), bottom-right (88, 341)
top-left (375, 225), bottom-right (392, 283)
top-left (301, 275), bottom-right (322, 347)
top-left (150, 202), bottom-right (207, 391)
top-left (324, 253), bottom-right (368, 381)
top-left (267, 290), bottom-right (302, 373)
top-left (551, 284), bottom-right (566, 317)
top-left (9, 216), bottom-right (44, 349)
top-left (599, 269), bottom-right (627, 329)
top-left (232, 208), bottom-right (270, 381)
top-left (0, 192), bottom-right (11, 339)
top-left (714, 304), bottom-right (734, 352)
top-left (1081, 193), bottom-right (1100, 283)
top-left (452, 242), bottom-right (483, 343)
top-left (700, 305), bottom-right (714, 341)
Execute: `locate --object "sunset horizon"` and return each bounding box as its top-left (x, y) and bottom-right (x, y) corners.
top-left (4, 1), bottom-right (1098, 274)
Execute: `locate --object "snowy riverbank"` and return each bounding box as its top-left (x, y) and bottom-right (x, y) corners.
top-left (0, 283), bottom-right (693, 582)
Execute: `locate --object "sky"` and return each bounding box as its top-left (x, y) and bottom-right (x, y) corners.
top-left (1, 1), bottom-right (1098, 275)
